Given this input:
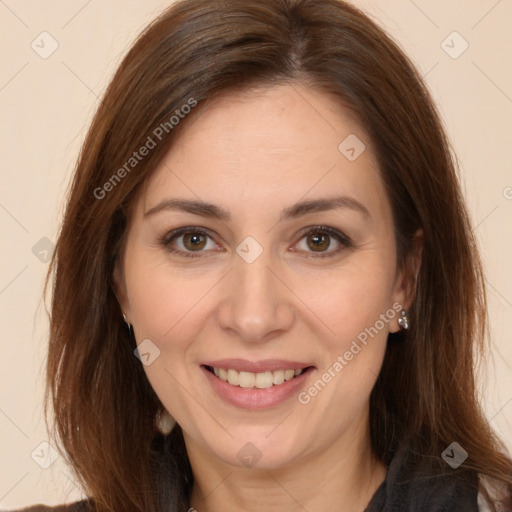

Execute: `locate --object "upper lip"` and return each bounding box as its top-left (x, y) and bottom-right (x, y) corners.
top-left (202, 358), bottom-right (314, 373)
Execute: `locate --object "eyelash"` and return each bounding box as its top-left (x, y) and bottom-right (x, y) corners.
top-left (159, 225), bottom-right (353, 259)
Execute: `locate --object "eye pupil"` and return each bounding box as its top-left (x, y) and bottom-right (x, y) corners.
top-left (184, 232), bottom-right (206, 251)
top-left (308, 233), bottom-right (330, 251)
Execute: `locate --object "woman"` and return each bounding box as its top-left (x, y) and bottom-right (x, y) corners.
top-left (8, 0), bottom-right (512, 510)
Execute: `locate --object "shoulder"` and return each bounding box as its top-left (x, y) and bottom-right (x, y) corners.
top-left (478, 474), bottom-right (512, 512)
top-left (1, 499), bottom-right (94, 512)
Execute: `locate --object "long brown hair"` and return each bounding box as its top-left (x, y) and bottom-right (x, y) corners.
top-left (44, 0), bottom-right (512, 510)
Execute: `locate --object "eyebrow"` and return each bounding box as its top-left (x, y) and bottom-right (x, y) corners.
top-left (144, 195), bottom-right (371, 222)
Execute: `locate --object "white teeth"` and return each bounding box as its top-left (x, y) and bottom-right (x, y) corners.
top-left (272, 370), bottom-right (285, 385)
top-left (210, 366), bottom-right (306, 388)
top-left (238, 371), bottom-right (255, 387)
top-left (284, 369), bottom-right (295, 381)
top-left (227, 369), bottom-right (239, 386)
top-left (255, 371), bottom-right (273, 389)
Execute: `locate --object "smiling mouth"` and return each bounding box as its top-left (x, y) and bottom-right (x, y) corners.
top-left (203, 365), bottom-right (315, 389)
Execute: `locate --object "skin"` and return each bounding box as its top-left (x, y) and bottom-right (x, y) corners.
top-left (114, 83), bottom-right (422, 511)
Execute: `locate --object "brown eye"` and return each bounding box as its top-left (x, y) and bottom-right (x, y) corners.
top-left (161, 227), bottom-right (218, 258)
top-left (295, 226), bottom-right (353, 258)
top-left (306, 232), bottom-right (331, 252)
top-left (182, 232), bottom-right (207, 251)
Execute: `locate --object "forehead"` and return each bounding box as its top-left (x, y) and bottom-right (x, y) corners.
top-left (135, 83), bottom-right (388, 224)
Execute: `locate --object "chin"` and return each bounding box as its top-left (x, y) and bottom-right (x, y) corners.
top-left (203, 426), bottom-right (308, 470)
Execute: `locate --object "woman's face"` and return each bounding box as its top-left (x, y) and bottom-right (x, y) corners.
top-left (115, 83), bottom-right (411, 469)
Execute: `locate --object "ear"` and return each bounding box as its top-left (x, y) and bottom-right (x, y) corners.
top-left (389, 228), bottom-right (423, 333)
top-left (112, 255), bottom-right (131, 322)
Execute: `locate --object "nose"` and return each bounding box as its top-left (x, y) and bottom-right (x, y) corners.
top-left (216, 248), bottom-right (295, 343)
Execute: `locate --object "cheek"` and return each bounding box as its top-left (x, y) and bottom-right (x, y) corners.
top-left (294, 270), bottom-right (392, 425)
top-left (124, 256), bottom-right (215, 427)
top-left (295, 258), bottom-right (395, 345)
top-left (292, 255), bottom-right (395, 400)
top-left (126, 255), bottom-right (212, 343)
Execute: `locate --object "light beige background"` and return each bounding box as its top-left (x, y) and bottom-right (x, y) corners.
top-left (1, 0), bottom-right (511, 508)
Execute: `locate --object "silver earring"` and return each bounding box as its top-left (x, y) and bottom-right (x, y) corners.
top-left (122, 313), bottom-right (132, 336)
top-left (397, 310), bottom-right (409, 330)
top-left (155, 407), bottom-right (176, 435)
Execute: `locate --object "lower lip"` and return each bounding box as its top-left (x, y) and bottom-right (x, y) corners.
top-left (201, 365), bottom-right (315, 410)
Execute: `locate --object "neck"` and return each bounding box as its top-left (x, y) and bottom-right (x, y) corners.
top-left (185, 418), bottom-right (387, 512)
